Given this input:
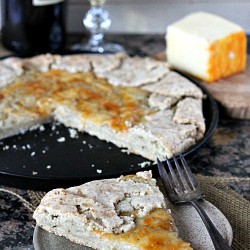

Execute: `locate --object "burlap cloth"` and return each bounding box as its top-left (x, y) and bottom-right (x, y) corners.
top-left (2, 175), bottom-right (249, 250)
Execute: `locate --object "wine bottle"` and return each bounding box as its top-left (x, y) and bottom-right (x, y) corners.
top-left (1, 0), bottom-right (67, 57)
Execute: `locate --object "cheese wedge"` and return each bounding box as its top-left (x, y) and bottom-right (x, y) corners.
top-left (166, 12), bottom-right (247, 82)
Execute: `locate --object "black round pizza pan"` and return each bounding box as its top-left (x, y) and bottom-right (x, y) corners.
top-left (0, 68), bottom-right (218, 191)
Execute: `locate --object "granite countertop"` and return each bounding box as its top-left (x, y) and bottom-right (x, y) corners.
top-left (0, 34), bottom-right (249, 250)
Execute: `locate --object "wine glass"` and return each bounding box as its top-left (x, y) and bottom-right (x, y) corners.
top-left (71, 0), bottom-right (124, 53)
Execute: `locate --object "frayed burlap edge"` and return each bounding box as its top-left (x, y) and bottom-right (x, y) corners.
top-left (196, 175), bottom-right (250, 250)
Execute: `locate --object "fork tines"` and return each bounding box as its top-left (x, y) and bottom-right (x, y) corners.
top-left (158, 156), bottom-right (232, 249)
top-left (157, 154), bottom-right (200, 197)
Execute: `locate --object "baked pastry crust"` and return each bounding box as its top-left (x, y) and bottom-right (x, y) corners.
top-left (0, 53), bottom-right (205, 160)
top-left (33, 171), bottom-right (192, 250)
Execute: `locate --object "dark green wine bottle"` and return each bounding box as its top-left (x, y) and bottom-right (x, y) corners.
top-left (1, 0), bottom-right (67, 57)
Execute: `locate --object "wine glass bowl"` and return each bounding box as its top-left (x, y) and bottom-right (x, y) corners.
top-left (71, 0), bottom-right (124, 53)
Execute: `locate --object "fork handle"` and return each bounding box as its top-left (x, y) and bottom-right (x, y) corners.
top-left (190, 200), bottom-right (232, 250)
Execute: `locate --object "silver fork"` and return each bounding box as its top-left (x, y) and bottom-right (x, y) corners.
top-left (157, 154), bottom-right (232, 250)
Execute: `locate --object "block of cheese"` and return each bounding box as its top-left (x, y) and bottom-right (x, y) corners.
top-left (166, 12), bottom-right (247, 82)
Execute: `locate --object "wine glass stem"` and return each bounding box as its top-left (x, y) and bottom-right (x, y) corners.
top-left (89, 33), bottom-right (104, 47)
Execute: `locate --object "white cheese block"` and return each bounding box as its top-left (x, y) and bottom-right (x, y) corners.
top-left (166, 12), bottom-right (247, 82)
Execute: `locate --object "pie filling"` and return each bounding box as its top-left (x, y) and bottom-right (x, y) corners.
top-left (100, 209), bottom-right (191, 249)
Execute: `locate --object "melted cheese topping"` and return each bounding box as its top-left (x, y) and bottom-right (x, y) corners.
top-left (0, 69), bottom-right (154, 131)
top-left (100, 208), bottom-right (192, 250)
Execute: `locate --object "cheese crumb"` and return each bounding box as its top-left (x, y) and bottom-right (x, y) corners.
top-left (138, 161), bottom-right (152, 168)
top-left (68, 128), bottom-right (78, 138)
top-left (39, 125), bottom-right (45, 131)
top-left (57, 137), bottom-right (65, 142)
top-left (3, 145), bottom-right (10, 150)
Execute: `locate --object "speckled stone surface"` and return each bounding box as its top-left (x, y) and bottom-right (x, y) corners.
top-left (0, 188), bottom-right (35, 249)
top-left (0, 34), bottom-right (249, 249)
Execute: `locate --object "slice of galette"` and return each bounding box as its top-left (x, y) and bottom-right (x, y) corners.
top-left (33, 171), bottom-right (192, 250)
